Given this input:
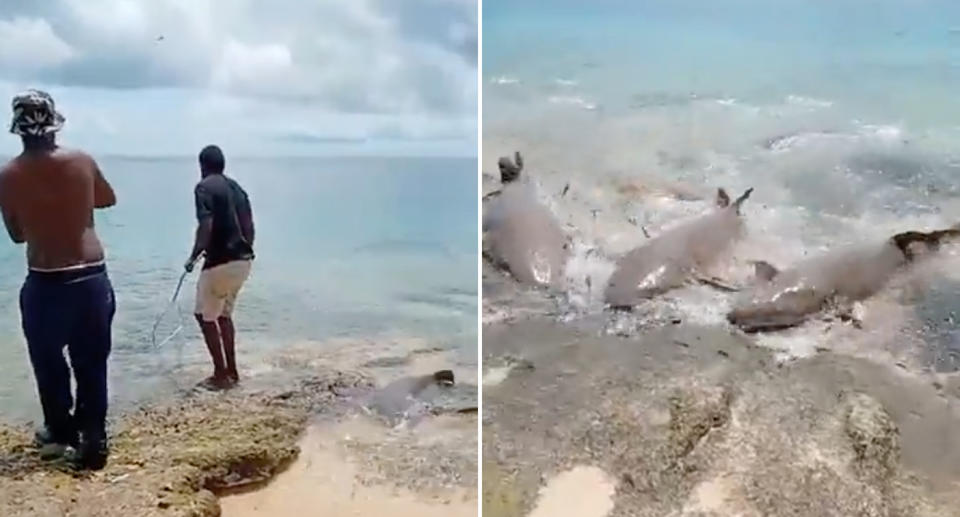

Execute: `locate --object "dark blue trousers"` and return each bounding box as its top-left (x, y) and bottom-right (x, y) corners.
top-left (20, 265), bottom-right (115, 444)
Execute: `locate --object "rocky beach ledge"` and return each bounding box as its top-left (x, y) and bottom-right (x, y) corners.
top-left (483, 317), bottom-right (960, 517)
top-left (0, 346), bottom-right (477, 517)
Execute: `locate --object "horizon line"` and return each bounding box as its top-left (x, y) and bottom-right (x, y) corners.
top-left (0, 153), bottom-right (478, 161)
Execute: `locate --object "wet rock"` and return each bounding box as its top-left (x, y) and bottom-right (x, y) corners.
top-left (843, 392), bottom-right (899, 487)
top-left (348, 436), bottom-right (478, 495)
top-left (667, 387), bottom-right (732, 460)
top-left (484, 317), bottom-right (960, 517)
top-left (482, 461), bottom-right (529, 517)
top-left (0, 369), bottom-right (371, 517)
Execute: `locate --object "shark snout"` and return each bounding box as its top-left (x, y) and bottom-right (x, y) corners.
top-left (726, 305), bottom-right (806, 333)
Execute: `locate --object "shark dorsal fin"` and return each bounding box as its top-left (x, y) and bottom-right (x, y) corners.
top-left (716, 188), bottom-right (731, 208)
top-left (752, 260), bottom-right (779, 282)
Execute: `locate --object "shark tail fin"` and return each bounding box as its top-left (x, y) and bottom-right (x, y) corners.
top-left (734, 188), bottom-right (754, 209)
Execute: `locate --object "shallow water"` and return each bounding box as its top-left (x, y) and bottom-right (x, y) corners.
top-left (484, 0), bottom-right (960, 366)
top-left (0, 156), bottom-right (477, 422)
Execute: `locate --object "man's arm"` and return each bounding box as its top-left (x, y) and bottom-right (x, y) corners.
top-left (237, 192), bottom-right (255, 246)
top-left (187, 218), bottom-right (212, 268)
top-left (91, 157), bottom-right (116, 209)
top-left (0, 206), bottom-right (24, 244)
top-left (0, 171), bottom-right (24, 244)
top-left (186, 184), bottom-right (213, 271)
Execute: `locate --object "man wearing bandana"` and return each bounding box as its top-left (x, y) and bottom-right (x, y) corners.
top-left (0, 90), bottom-right (116, 470)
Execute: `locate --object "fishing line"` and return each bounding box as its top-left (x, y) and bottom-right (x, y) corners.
top-left (151, 269), bottom-right (190, 349)
top-left (151, 257), bottom-right (202, 393)
top-left (151, 255), bottom-right (202, 349)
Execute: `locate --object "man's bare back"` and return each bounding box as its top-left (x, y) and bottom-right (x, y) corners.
top-left (0, 149), bottom-right (116, 270)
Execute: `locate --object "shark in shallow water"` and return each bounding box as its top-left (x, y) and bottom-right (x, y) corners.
top-left (604, 187), bottom-right (753, 309)
top-left (727, 227), bottom-right (960, 333)
top-left (483, 152), bottom-right (570, 289)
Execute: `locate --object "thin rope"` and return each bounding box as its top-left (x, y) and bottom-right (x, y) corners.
top-left (152, 254), bottom-right (201, 349)
top-left (152, 257), bottom-right (202, 393)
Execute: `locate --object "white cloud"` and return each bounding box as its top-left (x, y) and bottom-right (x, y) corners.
top-left (62, 0), bottom-right (150, 41)
top-left (0, 17), bottom-right (74, 69)
top-left (0, 0), bottom-right (476, 115)
top-left (0, 0), bottom-right (477, 156)
top-left (213, 40), bottom-right (294, 91)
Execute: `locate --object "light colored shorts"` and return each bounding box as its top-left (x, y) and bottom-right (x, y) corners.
top-left (195, 260), bottom-right (252, 322)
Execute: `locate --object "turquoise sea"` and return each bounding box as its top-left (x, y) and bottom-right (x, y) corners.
top-left (0, 156), bottom-right (477, 422)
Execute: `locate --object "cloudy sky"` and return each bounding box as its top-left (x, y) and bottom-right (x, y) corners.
top-left (0, 0), bottom-right (477, 157)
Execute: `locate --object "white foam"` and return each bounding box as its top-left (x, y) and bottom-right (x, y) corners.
top-left (754, 325), bottom-right (829, 362)
top-left (563, 241), bottom-right (617, 312)
top-left (483, 365), bottom-right (515, 386)
top-left (786, 95), bottom-right (834, 109)
top-left (856, 123), bottom-right (904, 143)
top-left (548, 95), bottom-right (598, 111)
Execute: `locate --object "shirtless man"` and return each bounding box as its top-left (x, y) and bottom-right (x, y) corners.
top-left (0, 90), bottom-right (116, 470)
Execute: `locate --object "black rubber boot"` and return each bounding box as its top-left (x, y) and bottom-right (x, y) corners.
top-left (67, 438), bottom-right (109, 471)
top-left (34, 426), bottom-right (78, 460)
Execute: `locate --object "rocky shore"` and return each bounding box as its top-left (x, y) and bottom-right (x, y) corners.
top-left (483, 317), bottom-right (960, 517)
top-left (0, 345), bottom-right (478, 517)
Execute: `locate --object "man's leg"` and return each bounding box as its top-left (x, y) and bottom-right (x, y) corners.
top-left (66, 273), bottom-right (115, 470)
top-left (217, 316), bottom-right (237, 382)
top-left (195, 269), bottom-right (229, 387)
top-left (19, 277), bottom-right (76, 455)
top-left (217, 260), bottom-right (251, 383)
top-left (194, 314), bottom-right (229, 385)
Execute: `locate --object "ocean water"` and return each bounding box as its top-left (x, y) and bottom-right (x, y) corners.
top-left (0, 156), bottom-right (477, 422)
top-left (483, 1), bottom-right (960, 366)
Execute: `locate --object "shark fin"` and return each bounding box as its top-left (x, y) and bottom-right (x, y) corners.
top-left (733, 188), bottom-right (754, 213)
top-left (716, 188), bottom-right (731, 208)
top-left (752, 260), bottom-right (779, 282)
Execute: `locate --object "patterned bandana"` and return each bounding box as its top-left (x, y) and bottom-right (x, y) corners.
top-left (9, 90), bottom-right (65, 136)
